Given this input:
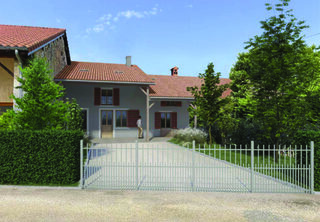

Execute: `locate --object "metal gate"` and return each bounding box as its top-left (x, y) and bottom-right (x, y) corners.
top-left (80, 141), bottom-right (314, 193)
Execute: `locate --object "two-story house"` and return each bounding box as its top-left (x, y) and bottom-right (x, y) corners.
top-left (0, 25), bottom-right (231, 140)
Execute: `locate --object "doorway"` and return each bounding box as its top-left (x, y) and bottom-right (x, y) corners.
top-left (101, 110), bottom-right (113, 138)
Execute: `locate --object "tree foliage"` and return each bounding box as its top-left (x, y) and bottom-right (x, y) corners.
top-left (0, 57), bottom-right (83, 131)
top-left (230, 0), bottom-right (320, 145)
top-left (188, 62), bottom-right (229, 144)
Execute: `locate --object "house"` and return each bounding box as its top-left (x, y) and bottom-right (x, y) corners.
top-left (0, 25), bottom-right (231, 140)
top-left (0, 25), bottom-right (71, 114)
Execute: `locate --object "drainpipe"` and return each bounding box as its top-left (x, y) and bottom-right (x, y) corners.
top-left (14, 49), bottom-right (23, 108)
top-left (15, 49), bottom-right (23, 66)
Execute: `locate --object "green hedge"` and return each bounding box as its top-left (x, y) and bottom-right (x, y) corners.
top-left (0, 130), bottom-right (83, 185)
top-left (294, 130), bottom-right (320, 191)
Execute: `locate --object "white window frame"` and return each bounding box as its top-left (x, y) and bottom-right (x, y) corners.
top-left (98, 108), bottom-right (130, 138)
top-left (101, 87), bottom-right (114, 106)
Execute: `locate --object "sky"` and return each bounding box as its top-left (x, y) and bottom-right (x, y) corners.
top-left (1, 0), bottom-right (320, 78)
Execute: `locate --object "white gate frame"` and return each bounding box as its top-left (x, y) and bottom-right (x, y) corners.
top-left (80, 140), bottom-right (315, 193)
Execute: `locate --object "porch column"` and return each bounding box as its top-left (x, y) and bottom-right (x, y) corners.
top-left (190, 104), bottom-right (197, 129)
top-left (146, 87), bottom-right (150, 141)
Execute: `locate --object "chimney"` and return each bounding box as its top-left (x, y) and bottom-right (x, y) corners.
top-left (126, 56), bottom-right (131, 67)
top-left (171, 66), bottom-right (178, 76)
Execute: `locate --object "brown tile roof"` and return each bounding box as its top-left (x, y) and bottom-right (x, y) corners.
top-left (55, 61), bottom-right (154, 84)
top-left (149, 75), bottom-right (231, 98)
top-left (0, 25), bottom-right (65, 52)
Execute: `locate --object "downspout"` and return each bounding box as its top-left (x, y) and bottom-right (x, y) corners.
top-left (14, 49), bottom-right (23, 107)
top-left (15, 49), bottom-right (23, 67)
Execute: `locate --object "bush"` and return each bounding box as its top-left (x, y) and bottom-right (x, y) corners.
top-left (294, 130), bottom-right (320, 191)
top-left (0, 130), bottom-right (83, 185)
top-left (174, 127), bottom-right (207, 144)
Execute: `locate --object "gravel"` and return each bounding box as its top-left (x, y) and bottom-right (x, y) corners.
top-left (0, 187), bottom-right (320, 222)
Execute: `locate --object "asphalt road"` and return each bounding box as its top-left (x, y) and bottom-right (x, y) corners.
top-left (0, 186), bottom-right (319, 222)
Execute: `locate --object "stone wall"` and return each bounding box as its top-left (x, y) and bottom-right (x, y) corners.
top-left (34, 36), bottom-right (68, 77)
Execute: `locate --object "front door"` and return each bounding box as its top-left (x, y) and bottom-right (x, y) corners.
top-left (101, 110), bottom-right (113, 138)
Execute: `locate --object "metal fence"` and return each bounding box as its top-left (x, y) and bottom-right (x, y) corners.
top-left (80, 141), bottom-right (314, 193)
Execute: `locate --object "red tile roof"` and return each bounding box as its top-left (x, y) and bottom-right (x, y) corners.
top-left (55, 61), bottom-right (154, 84)
top-left (0, 25), bottom-right (65, 52)
top-left (149, 75), bottom-right (231, 98)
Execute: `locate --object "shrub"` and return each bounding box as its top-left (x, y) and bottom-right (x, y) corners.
top-left (294, 130), bottom-right (320, 191)
top-left (174, 127), bottom-right (207, 144)
top-left (0, 130), bottom-right (83, 185)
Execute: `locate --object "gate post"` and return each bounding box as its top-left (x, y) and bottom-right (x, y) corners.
top-left (135, 140), bottom-right (139, 190)
top-left (80, 140), bottom-right (83, 189)
top-left (251, 141), bottom-right (254, 193)
top-left (311, 141), bottom-right (314, 194)
top-left (192, 140), bottom-right (195, 191)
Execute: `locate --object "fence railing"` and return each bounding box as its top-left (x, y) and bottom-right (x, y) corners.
top-left (80, 140), bottom-right (314, 193)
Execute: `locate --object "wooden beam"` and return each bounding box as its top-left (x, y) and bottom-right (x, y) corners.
top-left (140, 87), bottom-right (147, 96)
top-left (0, 102), bottom-right (13, 107)
top-left (146, 87), bottom-right (150, 142)
top-left (190, 104), bottom-right (196, 109)
top-left (149, 102), bottom-right (155, 109)
top-left (0, 62), bottom-right (14, 77)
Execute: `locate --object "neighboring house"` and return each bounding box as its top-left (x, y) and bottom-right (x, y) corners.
top-left (0, 24), bottom-right (71, 114)
top-left (0, 24), bottom-right (231, 140)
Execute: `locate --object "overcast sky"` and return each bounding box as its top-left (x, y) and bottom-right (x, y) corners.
top-left (1, 0), bottom-right (319, 78)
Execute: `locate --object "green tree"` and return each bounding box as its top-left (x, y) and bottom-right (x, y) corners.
top-left (0, 57), bottom-right (83, 131)
top-left (188, 62), bottom-right (228, 144)
top-left (234, 0), bottom-right (320, 145)
top-left (66, 98), bottom-right (83, 131)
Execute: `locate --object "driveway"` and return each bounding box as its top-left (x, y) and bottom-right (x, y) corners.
top-left (84, 142), bottom-right (308, 193)
top-left (0, 187), bottom-right (319, 222)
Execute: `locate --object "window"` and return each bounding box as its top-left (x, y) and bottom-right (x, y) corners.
top-left (160, 112), bottom-right (171, 128)
top-left (116, 111), bottom-right (127, 127)
top-left (101, 89), bottom-right (113, 105)
top-left (161, 101), bottom-right (182, 107)
top-left (81, 109), bottom-right (88, 133)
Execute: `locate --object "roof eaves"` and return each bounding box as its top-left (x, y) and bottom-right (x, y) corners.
top-left (28, 33), bottom-right (65, 55)
top-left (54, 79), bottom-right (156, 85)
top-left (0, 46), bottom-right (28, 51)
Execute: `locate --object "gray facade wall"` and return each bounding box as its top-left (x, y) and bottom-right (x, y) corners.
top-left (62, 82), bottom-right (192, 138)
top-left (149, 99), bottom-right (191, 137)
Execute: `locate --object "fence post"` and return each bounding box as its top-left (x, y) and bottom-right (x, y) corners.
top-left (80, 140), bottom-right (83, 189)
top-left (251, 141), bottom-right (254, 193)
top-left (135, 140), bottom-right (139, 190)
top-left (311, 141), bottom-right (314, 194)
top-left (192, 140), bottom-right (195, 191)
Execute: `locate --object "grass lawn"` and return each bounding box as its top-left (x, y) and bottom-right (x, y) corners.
top-left (169, 138), bottom-right (310, 188)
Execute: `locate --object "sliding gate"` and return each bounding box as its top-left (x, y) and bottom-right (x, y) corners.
top-left (80, 141), bottom-right (314, 193)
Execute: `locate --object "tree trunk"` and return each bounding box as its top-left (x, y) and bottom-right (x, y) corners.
top-left (209, 125), bottom-right (212, 145)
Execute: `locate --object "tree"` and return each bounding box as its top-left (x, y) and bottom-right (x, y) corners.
top-left (0, 57), bottom-right (83, 131)
top-left (233, 0), bottom-right (320, 146)
top-left (188, 62), bottom-right (228, 144)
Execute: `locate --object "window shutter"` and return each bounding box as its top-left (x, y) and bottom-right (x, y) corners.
top-left (161, 101), bottom-right (167, 106)
top-left (94, 88), bottom-right (101, 106)
top-left (127, 110), bottom-right (140, 127)
top-left (113, 88), bottom-right (120, 106)
top-left (155, 112), bottom-right (161, 129)
top-left (171, 112), bottom-right (177, 129)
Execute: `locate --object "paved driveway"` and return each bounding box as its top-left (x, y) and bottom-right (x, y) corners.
top-left (0, 187), bottom-right (319, 222)
top-left (84, 142), bottom-right (308, 193)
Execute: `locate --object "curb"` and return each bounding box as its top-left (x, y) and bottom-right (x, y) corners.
top-left (0, 185), bottom-right (81, 190)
